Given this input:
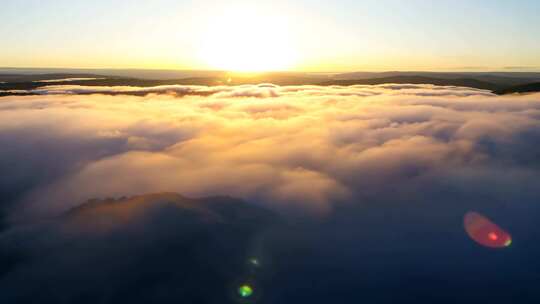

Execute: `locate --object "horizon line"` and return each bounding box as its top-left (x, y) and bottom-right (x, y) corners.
top-left (2, 66), bottom-right (540, 74)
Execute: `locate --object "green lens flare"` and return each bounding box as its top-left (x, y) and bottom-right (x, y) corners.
top-left (238, 285), bottom-right (253, 298)
top-left (249, 258), bottom-right (260, 266)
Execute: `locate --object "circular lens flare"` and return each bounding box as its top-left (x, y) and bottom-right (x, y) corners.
top-left (488, 232), bottom-right (498, 241)
top-left (238, 285), bottom-right (254, 298)
top-left (464, 212), bottom-right (512, 248)
top-left (249, 258), bottom-right (260, 267)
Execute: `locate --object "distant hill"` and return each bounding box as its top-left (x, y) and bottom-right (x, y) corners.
top-left (0, 73), bottom-right (107, 82)
top-left (3, 71), bottom-right (540, 96)
top-left (333, 71), bottom-right (540, 85)
top-left (494, 82), bottom-right (540, 95)
top-left (318, 75), bottom-right (503, 91)
top-left (0, 68), bottom-right (227, 80)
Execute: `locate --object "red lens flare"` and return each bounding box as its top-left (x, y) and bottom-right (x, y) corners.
top-left (464, 212), bottom-right (512, 248)
top-left (488, 232), bottom-right (498, 241)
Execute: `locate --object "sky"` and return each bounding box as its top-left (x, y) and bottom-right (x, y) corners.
top-left (2, 0), bottom-right (540, 71)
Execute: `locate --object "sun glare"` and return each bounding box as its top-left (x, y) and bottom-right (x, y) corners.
top-left (199, 7), bottom-right (298, 72)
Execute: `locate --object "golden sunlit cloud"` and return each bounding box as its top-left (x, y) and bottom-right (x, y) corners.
top-left (4, 84), bottom-right (540, 220)
top-left (199, 6), bottom-right (298, 72)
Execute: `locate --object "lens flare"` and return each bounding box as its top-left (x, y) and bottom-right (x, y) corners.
top-left (238, 285), bottom-right (254, 298)
top-left (249, 258), bottom-right (260, 267)
top-left (464, 212), bottom-right (512, 248)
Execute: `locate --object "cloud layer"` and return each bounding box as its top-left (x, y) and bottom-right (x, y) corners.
top-left (1, 84), bottom-right (540, 219)
top-left (1, 84), bottom-right (540, 303)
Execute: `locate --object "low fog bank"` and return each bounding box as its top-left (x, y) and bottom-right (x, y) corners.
top-left (0, 84), bottom-right (538, 218)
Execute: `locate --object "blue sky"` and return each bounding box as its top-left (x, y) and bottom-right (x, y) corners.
top-left (2, 0), bottom-right (540, 71)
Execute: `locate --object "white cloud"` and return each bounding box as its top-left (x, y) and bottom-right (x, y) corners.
top-left (1, 84), bottom-right (540, 220)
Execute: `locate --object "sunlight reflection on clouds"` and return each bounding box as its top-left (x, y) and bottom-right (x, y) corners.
top-left (1, 84), bottom-right (540, 220)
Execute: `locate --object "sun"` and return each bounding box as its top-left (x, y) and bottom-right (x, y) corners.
top-left (199, 7), bottom-right (298, 72)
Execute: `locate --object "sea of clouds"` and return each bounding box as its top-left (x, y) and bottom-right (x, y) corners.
top-left (1, 84), bottom-right (540, 219)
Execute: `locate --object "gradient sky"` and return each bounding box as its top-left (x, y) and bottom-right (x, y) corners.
top-left (2, 0), bottom-right (540, 71)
